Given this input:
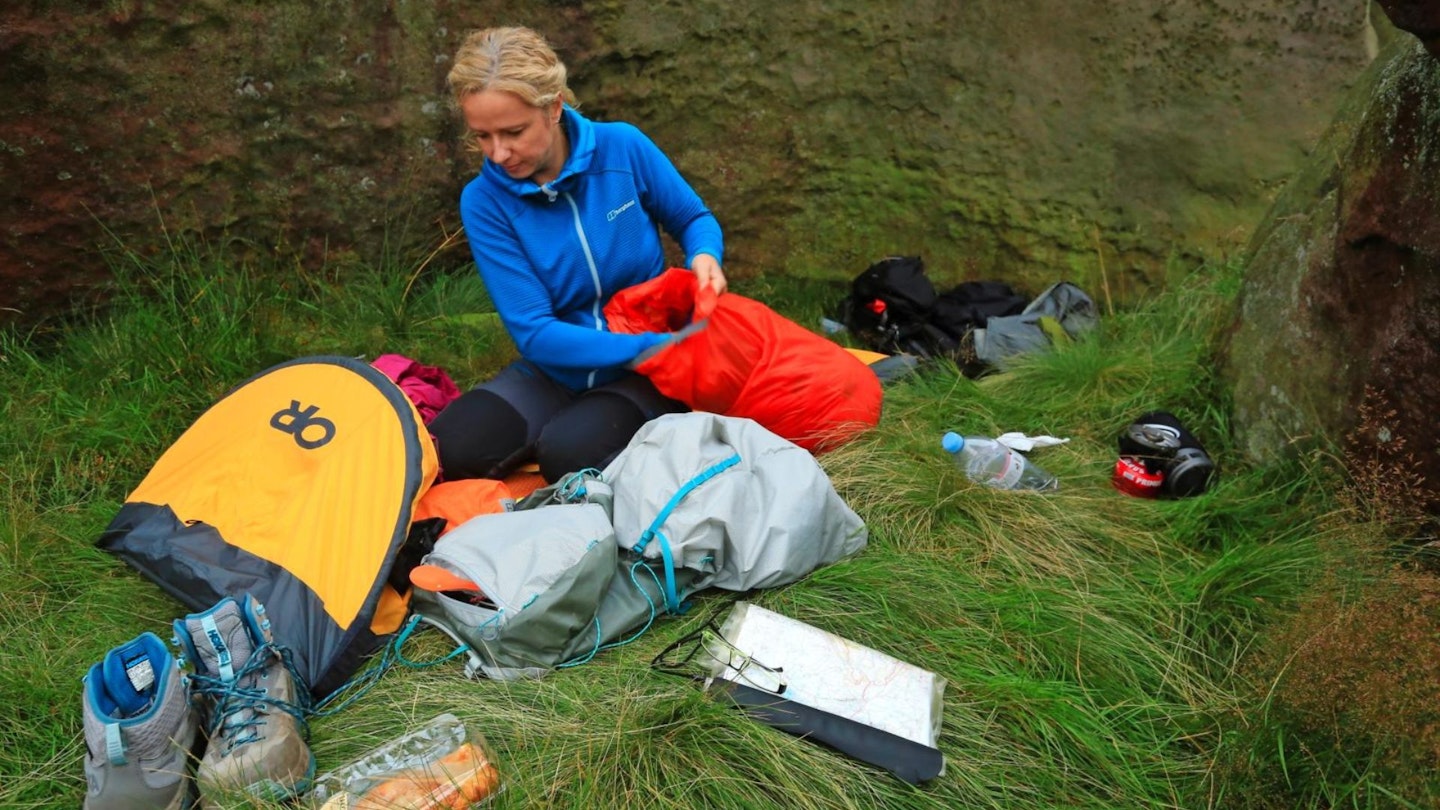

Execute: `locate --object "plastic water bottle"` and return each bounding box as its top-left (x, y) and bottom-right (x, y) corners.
top-left (941, 432), bottom-right (1059, 491)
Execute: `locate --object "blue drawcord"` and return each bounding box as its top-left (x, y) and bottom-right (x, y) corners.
top-left (556, 558), bottom-right (667, 668)
top-left (311, 614), bottom-right (469, 717)
top-left (556, 619), bottom-right (603, 669)
top-left (633, 454), bottom-right (740, 613)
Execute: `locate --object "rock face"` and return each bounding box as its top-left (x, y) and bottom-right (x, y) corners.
top-left (1225, 33), bottom-right (1440, 492)
top-left (1, 0), bottom-right (473, 320)
top-left (1376, 0), bottom-right (1440, 57)
top-left (3, 1), bottom-right (1374, 324)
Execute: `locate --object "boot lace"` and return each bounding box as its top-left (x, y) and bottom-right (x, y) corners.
top-left (185, 641), bottom-right (313, 754)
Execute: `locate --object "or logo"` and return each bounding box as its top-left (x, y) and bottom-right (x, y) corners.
top-left (270, 401), bottom-right (336, 449)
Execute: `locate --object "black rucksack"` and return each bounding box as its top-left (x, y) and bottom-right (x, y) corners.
top-left (837, 257), bottom-right (1026, 361)
top-left (931, 281), bottom-right (1028, 341)
top-left (836, 256), bottom-right (951, 357)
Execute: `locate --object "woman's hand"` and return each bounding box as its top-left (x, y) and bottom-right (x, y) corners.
top-left (690, 253), bottom-right (727, 296)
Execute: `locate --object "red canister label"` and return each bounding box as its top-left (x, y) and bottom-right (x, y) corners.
top-left (1113, 456), bottom-right (1164, 498)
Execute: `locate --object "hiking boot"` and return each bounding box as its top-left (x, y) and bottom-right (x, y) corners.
top-left (173, 595), bottom-right (315, 805)
top-left (82, 631), bottom-right (199, 810)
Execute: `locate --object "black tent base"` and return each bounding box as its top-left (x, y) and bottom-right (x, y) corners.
top-left (712, 680), bottom-right (945, 785)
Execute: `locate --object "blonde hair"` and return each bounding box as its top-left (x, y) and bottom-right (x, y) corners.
top-left (447, 27), bottom-right (578, 110)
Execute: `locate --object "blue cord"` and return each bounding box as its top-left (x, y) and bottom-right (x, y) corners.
top-left (600, 560), bottom-right (663, 650)
top-left (310, 614), bottom-right (470, 717)
top-left (556, 619), bottom-right (603, 669)
top-left (391, 612), bottom-right (475, 669)
top-left (634, 454), bottom-right (740, 613)
top-left (557, 558), bottom-right (667, 667)
top-left (554, 468), bottom-right (603, 503)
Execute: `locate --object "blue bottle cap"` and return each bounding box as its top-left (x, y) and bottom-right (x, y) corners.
top-left (941, 432), bottom-right (963, 453)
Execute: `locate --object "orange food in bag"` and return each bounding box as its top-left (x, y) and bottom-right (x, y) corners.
top-left (352, 742), bottom-right (501, 810)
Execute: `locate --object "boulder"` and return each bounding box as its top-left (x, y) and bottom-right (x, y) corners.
top-left (1225, 34), bottom-right (1440, 498)
top-left (1376, 0), bottom-right (1440, 57)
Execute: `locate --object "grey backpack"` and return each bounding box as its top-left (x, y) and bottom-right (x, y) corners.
top-left (606, 413), bottom-right (870, 613)
top-left (970, 281), bottom-right (1098, 368)
top-left (408, 474), bottom-right (622, 680)
top-left (409, 413), bottom-right (868, 680)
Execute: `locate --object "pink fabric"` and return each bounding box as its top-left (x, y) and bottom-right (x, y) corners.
top-left (371, 354), bottom-right (462, 425)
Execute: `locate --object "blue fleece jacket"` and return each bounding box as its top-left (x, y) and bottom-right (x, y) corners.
top-left (458, 106), bottom-right (724, 391)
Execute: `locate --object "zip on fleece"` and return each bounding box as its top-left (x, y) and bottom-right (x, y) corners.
top-left (561, 189), bottom-right (606, 390)
top-left (458, 108), bottom-right (724, 392)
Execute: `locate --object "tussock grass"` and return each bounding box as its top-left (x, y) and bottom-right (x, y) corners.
top-left (1, 241), bottom-right (1432, 807)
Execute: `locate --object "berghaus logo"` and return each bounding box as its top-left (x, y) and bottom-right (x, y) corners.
top-left (607, 199), bottom-right (637, 221)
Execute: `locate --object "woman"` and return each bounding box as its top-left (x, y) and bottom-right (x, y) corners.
top-left (430, 26), bottom-right (727, 483)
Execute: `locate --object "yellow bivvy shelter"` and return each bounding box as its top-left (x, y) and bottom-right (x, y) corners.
top-left (99, 356), bottom-right (438, 699)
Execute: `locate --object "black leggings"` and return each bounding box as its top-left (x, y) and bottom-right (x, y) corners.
top-left (428, 361), bottom-right (687, 483)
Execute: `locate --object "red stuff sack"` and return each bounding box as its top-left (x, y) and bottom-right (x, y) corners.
top-left (605, 268), bottom-right (882, 452)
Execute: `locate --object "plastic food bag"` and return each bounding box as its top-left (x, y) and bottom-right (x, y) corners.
top-left (308, 713), bottom-right (502, 809)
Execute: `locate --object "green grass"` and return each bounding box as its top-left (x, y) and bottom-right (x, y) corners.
top-left (1, 239), bottom-right (1434, 808)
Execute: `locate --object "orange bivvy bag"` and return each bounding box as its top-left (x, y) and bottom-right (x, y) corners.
top-left (605, 268), bottom-right (882, 452)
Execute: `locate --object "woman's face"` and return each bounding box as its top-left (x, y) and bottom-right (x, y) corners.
top-left (460, 90), bottom-right (566, 185)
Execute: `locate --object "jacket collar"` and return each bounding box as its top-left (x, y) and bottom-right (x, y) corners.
top-left (481, 105), bottom-right (595, 199)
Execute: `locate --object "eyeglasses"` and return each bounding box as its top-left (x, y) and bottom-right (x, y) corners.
top-left (650, 614), bottom-right (786, 696)
top-left (700, 629), bottom-right (787, 695)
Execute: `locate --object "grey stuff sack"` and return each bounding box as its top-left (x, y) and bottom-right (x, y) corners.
top-left (604, 413), bottom-right (869, 614)
top-left (409, 474), bottom-right (619, 681)
top-left (972, 281), bottom-right (1098, 368)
